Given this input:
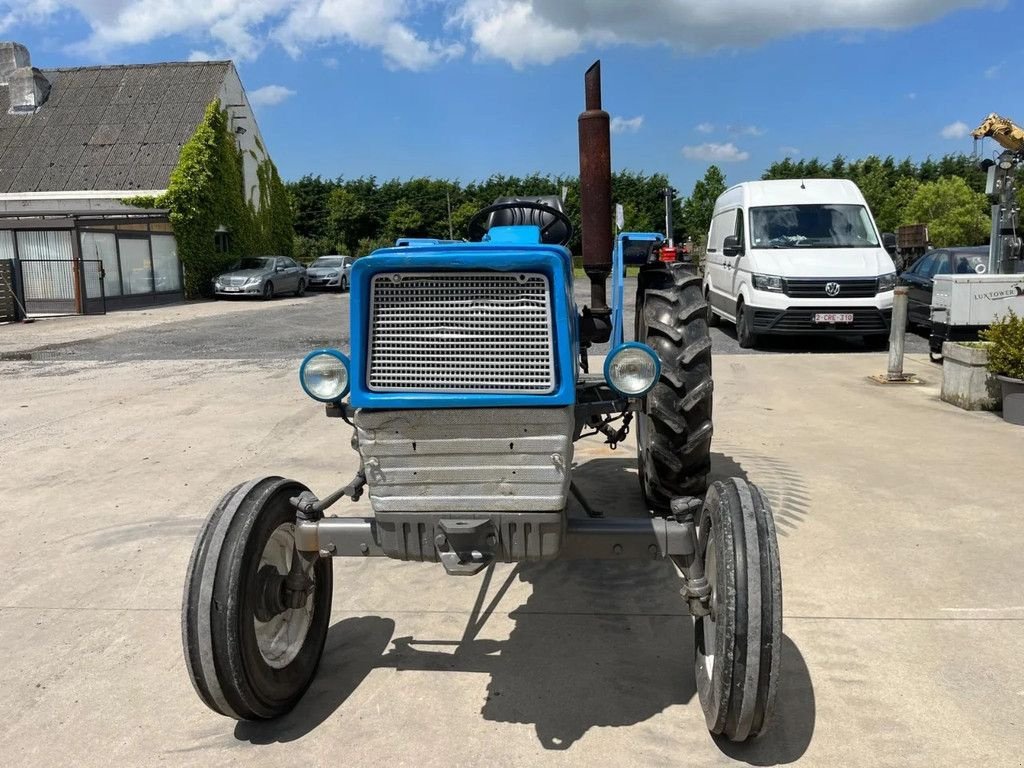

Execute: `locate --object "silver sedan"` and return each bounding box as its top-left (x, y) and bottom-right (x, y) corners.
top-left (213, 256), bottom-right (307, 299)
top-left (305, 255), bottom-right (353, 291)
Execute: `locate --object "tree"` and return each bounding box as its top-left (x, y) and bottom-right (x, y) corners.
top-left (288, 175), bottom-right (333, 240)
top-left (874, 176), bottom-right (919, 234)
top-left (903, 176), bottom-right (990, 247)
top-left (327, 187), bottom-right (367, 253)
top-left (386, 200), bottom-right (425, 239)
top-left (681, 166), bottom-right (726, 241)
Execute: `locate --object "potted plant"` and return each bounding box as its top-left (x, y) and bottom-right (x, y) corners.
top-left (981, 310), bottom-right (1024, 425)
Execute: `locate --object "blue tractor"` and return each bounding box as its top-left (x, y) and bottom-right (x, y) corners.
top-left (182, 62), bottom-right (782, 743)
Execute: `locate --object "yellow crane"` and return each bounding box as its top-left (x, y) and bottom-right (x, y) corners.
top-left (971, 113), bottom-right (1024, 153)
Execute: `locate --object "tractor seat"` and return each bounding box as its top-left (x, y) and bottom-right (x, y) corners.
top-left (486, 195), bottom-right (571, 245)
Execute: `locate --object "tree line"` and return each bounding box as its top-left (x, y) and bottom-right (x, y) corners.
top-left (287, 152), bottom-right (1016, 260)
top-left (289, 171), bottom-right (687, 262)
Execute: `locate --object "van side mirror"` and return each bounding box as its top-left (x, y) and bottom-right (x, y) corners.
top-left (882, 232), bottom-right (897, 255)
top-left (723, 235), bottom-right (743, 257)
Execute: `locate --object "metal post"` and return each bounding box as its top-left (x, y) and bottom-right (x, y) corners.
top-left (664, 186), bottom-right (674, 247)
top-left (887, 286), bottom-right (909, 381)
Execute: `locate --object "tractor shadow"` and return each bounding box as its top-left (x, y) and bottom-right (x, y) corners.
top-left (233, 615), bottom-right (396, 744)
top-left (235, 454), bottom-right (814, 758)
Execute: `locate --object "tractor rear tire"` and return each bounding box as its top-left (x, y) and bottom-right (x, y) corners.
top-left (636, 263), bottom-right (714, 512)
top-left (695, 478), bottom-right (782, 742)
top-left (182, 477), bottom-right (333, 720)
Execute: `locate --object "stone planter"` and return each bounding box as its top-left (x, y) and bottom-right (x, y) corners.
top-left (940, 341), bottom-right (1001, 411)
top-left (996, 374), bottom-right (1024, 425)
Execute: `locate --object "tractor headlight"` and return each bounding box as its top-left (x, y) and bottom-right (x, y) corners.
top-left (605, 343), bottom-right (660, 397)
top-left (877, 272), bottom-right (897, 292)
top-left (300, 349), bottom-right (350, 402)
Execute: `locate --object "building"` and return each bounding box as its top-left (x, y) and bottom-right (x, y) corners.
top-left (0, 41), bottom-right (281, 315)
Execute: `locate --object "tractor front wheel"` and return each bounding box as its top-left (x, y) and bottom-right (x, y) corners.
top-left (695, 478), bottom-right (782, 742)
top-left (635, 263), bottom-right (714, 511)
top-left (182, 477), bottom-right (333, 720)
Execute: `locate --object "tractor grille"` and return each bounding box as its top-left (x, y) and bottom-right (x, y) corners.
top-left (367, 271), bottom-right (555, 393)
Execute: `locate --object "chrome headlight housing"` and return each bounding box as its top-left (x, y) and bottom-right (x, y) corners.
top-left (245, 275), bottom-right (263, 286)
top-left (751, 273), bottom-right (784, 292)
top-left (604, 342), bottom-right (660, 397)
top-left (877, 272), bottom-right (897, 292)
top-left (300, 349), bottom-right (351, 402)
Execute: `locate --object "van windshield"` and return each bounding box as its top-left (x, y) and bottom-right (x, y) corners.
top-left (750, 204), bottom-right (880, 249)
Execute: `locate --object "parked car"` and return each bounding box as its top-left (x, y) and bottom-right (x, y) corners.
top-left (900, 246), bottom-right (989, 328)
top-left (213, 256), bottom-right (306, 299)
top-left (703, 179), bottom-right (897, 348)
top-left (305, 255), bottom-right (353, 291)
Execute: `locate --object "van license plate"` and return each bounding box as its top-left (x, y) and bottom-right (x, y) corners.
top-left (813, 313), bottom-right (854, 324)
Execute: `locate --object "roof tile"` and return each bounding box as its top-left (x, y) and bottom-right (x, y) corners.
top-left (1, 61), bottom-right (232, 194)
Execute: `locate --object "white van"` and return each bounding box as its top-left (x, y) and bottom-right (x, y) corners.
top-left (703, 179), bottom-right (897, 348)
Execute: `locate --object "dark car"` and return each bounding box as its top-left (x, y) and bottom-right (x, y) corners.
top-left (900, 246), bottom-right (989, 328)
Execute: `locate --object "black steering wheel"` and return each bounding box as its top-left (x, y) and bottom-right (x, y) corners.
top-left (467, 200), bottom-right (574, 246)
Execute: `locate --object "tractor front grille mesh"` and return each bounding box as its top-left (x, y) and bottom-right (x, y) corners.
top-left (368, 272), bottom-right (555, 393)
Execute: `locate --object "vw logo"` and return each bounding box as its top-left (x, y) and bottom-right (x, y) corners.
top-left (824, 281), bottom-right (841, 297)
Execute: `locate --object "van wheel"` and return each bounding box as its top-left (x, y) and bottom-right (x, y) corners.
top-left (705, 289), bottom-right (720, 327)
top-left (736, 301), bottom-right (757, 349)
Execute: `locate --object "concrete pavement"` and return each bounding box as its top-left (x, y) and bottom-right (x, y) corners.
top-left (0, 352), bottom-right (1021, 766)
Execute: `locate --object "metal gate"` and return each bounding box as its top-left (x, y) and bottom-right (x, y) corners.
top-left (17, 258), bottom-right (106, 316)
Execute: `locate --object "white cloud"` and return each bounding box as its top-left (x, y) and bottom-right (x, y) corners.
top-left (728, 124), bottom-right (764, 136)
top-left (187, 49), bottom-right (217, 62)
top-left (984, 63), bottom-right (1001, 79)
top-left (940, 121), bottom-right (970, 139)
top-left (779, 145), bottom-right (801, 156)
top-left (6, 0), bottom-right (464, 70)
top-left (3, 0), bottom-right (994, 71)
top-left (452, 0), bottom-right (582, 68)
top-left (276, 1), bottom-right (464, 71)
top-left (249, 84), bottom-right (297, 106)
top-left (682, 142), bottom-right (749, 162)
top-left (695, 122), bottom-right (715, 134)
top-left (610, 115), bottom-right (643, 134)
top-left (452, 0), bottom-right (991, 67)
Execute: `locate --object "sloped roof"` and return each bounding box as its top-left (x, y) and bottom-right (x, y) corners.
top-left (0, 61), bottom-right (231, 195)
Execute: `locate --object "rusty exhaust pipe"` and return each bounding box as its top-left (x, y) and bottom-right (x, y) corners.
top-left (578, 60), bottom-right (612, 344)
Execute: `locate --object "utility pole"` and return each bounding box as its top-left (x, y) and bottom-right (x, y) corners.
top-left (446, 189), bottom-right (454, 240)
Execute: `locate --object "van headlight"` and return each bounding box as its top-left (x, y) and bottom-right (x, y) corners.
top-left (300, 349), bottom-right (350, 402)
top-left (752, 273), bottom-right (784, 292)
top-left (605, 343), bottom-right (660, 397)
top-left (877, 272), bottom-right (896, 292)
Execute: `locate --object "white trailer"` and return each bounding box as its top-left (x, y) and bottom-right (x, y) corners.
top-left (930, 273), bottom-right (1024, 353)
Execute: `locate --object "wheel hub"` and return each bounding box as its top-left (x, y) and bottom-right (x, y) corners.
top-left (702, 538), bottom-right (718, 676)
top-left (253, 523), bottom-right (315, 669)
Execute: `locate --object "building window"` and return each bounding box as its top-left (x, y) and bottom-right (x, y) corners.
top-left (151, 235), bottom-right (181, 292)
top-left (80, 232), bottom-right (122, 297)
top-left (118, 237), bottom-right (154, 295)
top-left (215, 228), bottom-right (231, 254)
top-left (16, 230), bottom-right (75, 301)
top-left (0, 230), bottom-right (14, 260)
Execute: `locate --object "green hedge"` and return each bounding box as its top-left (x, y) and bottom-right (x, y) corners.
top-left (133, 100), bottom-right (293, 298)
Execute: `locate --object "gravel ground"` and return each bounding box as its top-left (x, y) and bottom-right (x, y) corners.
top-left (13, 278), bottom-right (930, 362)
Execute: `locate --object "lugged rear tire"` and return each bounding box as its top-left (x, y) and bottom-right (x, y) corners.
top-left (635, 262), bottom-right (714, 512)
top-left (695, 478), bottom-right (782, 742)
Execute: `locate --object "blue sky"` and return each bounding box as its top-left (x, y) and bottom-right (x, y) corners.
top-left (4, 1), bottom-right (1021, 194)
